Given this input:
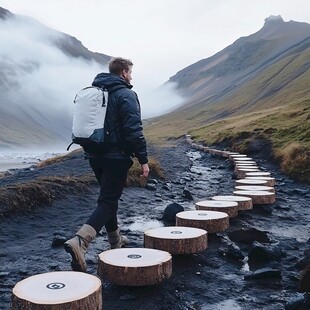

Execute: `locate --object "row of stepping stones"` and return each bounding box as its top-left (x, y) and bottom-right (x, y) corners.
top-left (11, 135), bottom-right (276, 309)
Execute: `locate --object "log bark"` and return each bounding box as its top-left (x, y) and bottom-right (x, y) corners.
top-left (236, 168), bottom-right (260, 179)
top-left (233, 190), bottom-right (276, 204)
top-left (244, 176), bottom-right (276, 186)
top-left (221, 151), bottom-right (239, 158)
top-left (195, 200), bottom-right (238, 217)
top-left (176, 210), bottom-right (229, 233)
top-left (97, 248), bottom-right (172, 286)
top-left (211, 195), bottom-right (253, 211)
top-left (236, 179), bottom-right (268, 186)
top-left (235, 185), bottom-right (275, 193)
top-left (11, 271), bottom-right (102, 310)
top-left (144, 226), bottom-right (208, 254)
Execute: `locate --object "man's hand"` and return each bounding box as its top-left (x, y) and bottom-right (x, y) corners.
top-left (141, 163), bottom-right (150, 178)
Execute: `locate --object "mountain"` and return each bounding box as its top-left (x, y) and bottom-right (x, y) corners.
top-left (145, 16), bottom-right (310, 181)
top-left (0, 7), bottom-right (111, 151)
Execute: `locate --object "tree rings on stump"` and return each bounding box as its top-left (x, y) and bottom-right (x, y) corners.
top-left (236, 179), bottom-right (268, 186)
top-left (211, 195), bottom-right (253, 211)
top-left (245, 176), bottom-right (276, 186)
top-left (144, 226), bottom-right (207, 255)
top-left (97, 248), bottom-right (172, 286)
top-left (176, 210), bottom-right (229, 233)
top-left (233, 190), bottom-right (275, 204)
top-left (11, 271), bottom-right (102, 310)
top-left (235, 185), bottom-right (275, 193)
top-left (195, 200), bottom-right (238, 217)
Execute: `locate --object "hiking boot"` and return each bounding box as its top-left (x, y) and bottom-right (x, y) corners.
top-left (64, 224), bottom-right (96, 272)
top-left (107, 228), bottom-right (129, 249)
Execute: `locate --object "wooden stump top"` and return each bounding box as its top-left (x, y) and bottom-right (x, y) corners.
top-left (236, 179), bottom-right (268, 185)
top-left (222, 151), bottom-right (239, 158)
top-left (237, 168), bottom-right (260, 173)
top-left (12, 271), bottom-right (101, 306)
top-left (176, 210), bottom-right (228, 220)
top-left (229, 154), bottom-right (248, 160)
top-left (232, 157), bottom-right (253, 161)
top-left (195, 200), bottom-right (238, 217)
top-left (245, 176), bottom-right (276, 186)
top-left (245, 171), bottom-right (271, 177)
top-left (235, 185), bottom-right (274, 192)
top-left (98, 248), bottom-right (171, 268)
top-left (144, 226), bottom-right (207, 240)
top-left (234, 160), bottom-right (257, 165)
top-left (211, 195), bottom-right (252, 202)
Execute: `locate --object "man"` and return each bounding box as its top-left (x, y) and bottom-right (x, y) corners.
top-left (64, 57), bottom-right (149, 272)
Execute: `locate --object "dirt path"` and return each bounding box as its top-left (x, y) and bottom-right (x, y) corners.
top-left (0, 140), bottom-right (309, 309)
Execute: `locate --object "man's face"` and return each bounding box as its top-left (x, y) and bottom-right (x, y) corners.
top-left (122, 66), bottom-right (132, 84)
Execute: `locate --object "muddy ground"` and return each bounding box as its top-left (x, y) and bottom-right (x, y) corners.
top-left (0, 139), bottom-right (309, 310)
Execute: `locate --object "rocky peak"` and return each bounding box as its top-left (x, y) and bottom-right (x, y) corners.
top-left (0, 7), bottom-right (13, 20)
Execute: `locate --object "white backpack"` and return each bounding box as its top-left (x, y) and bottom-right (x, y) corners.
top-left (67, 86), bottom-right (108, 152)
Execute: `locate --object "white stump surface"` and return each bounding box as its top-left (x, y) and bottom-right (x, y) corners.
top-left (235, 185), bottom-right (275, 193)
top-left (245, 176), bottom-right (276, 186)
top-left (144, 226), bottom-right (208, 254)
top-left (211, 195), bottom-right (253, 210)
top-left (97, 248), bottom-right (172, 286)
top-left (245, 172), bottom-right (271, 177)
top-left (195, 200), bottom-right (238, 217)
top-left (12, 271), bottom-right (102, 309)
top-left (236, 179), bottom-right (268, 186)
top-left (176, 210), bottom-right (229, 233)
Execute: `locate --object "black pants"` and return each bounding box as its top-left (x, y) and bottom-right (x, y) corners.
top-left (86, 157), bottom-right (133, 233)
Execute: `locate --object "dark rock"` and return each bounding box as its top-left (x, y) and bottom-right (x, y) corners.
top-left (162, 202), bottom-right (184, 223)
top-left (148, 179), bottom-right (158, 185)
top-left (248, 241), bottom-right (286, 264)
top-left (51, 233), bottom-right (68, 247)
top-left (300, 264), bottom-right (310, 292)
top-left (285, 293), bottom-right (310, 310)
top-left (145, 183), bottom-right (157, 191)
top-left (245, 267), bottom-right (282, 280)
top-left (218, 243), bottom-right (244, 260)
top-left (228, 228), bottom-right (270, 244)
top-left (183, 188), bottom-right (193, 200)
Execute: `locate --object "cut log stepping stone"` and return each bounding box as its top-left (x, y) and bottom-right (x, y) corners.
top-left (11, 271), bottom-right (102, 310)
top-left (236, 168), bottom-right (261, 178)
top-left (232, 157), bottom-right (253, 162)
top-left (211, 195), bottom-right (253, 211)
top-left (245, 176), bottom-right (276, 186)
top-left (144, 226), bottom-right (207, 254)
top-left (222, 151), bottom-right (239, 158)
top-left (234, 165), bottom-right (258, 173)
top-left (195, 200), bottom-right (238, 217)
top-left (176, 210), bottom-right (229, 233)
top-left (208, 149), bottom-right (224, 156)
top-left (229, 154), bottom-right (249, 161)
top-left (97, 248), bottom-right (172, 286)
top-left (236, 178), bottom-right (268, 186)
top-left (233, 190), bottom-right (276, 204)
top-left (235, 185), bottom-right (275, 193)
top-left (234, 160), bottom-right (257, 165)
top-left (245, 171), bottom-right (271, 177)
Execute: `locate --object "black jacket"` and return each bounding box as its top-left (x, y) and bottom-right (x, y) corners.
top-left (89, 72), bottom-right (148, 165)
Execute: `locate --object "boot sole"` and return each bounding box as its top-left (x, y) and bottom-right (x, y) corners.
top-left (64, 243), bottom-right (85, 272)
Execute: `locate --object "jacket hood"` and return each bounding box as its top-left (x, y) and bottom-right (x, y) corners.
top-left (92, 73), bottom-right (133, 92)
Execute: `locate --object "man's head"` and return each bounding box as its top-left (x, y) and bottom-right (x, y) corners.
top-left (108, 57), bottom-right (133, 83)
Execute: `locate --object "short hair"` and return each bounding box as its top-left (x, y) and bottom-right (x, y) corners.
top-left (108, 57), bottom-right (133, 75)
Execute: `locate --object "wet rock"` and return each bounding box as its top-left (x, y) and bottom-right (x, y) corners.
top-left (145, 183), bottom-right (157, 191)
top-left (228, 228), bottom-right (270, 244)
top-left (183, 188), bottom-right (193, 200)
top-left (245, 267), bottom-right (282, 280)
top-left (162, 202), bottom-right (184, 223)
top-left (218, 243), bottom-right (244, 260)
top-left (285, 293), bottom-right (310, 310)
top-left (300, 264), bottom-right (310, 292)
top-left (119, 294), bottom-right (137, 301)
top-left (248, 241), bottom-right (286, 264)
top-left (148, 179), bottom-right (158, 185)
top-left (51, 233), bottom-right (68, 247)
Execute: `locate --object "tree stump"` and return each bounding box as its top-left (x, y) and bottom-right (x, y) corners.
top-left (232, 157), bottom-right (254, 162)
top-left (97, 248), bottom-right (172, 286)
top-left (235, 185), bottom-right (275, 193)
top-left (233, 190), bottom-right (276, 204)
top-left (176, 210), bottom-right (229, 233)
top-left (229, 154), bottom-right (249, 161)
top-left (222, 151), bottom-right (239, 158)
top-left (195, 200), bottom-right (238, 217)
top-left (234, 165), bottom-right (259, 173)
top-left (234, 160), bottom-right (257, 165)
top-left (236, 179), bottom-right (268, 186)
top-left (245, 176), bottom-right (276, 186)
top-left (245, 171), bottom-right (271, 177)
top-left (11, 271), bottom-right (102, 310)
top-left (211, 195), bottom-right (253, 211)
top-left (208, 149), bottom-right (224, 156)
top-left (144, 226), bottom-right (207, 254)
top-left (236, 168), bottom-right (261, 179)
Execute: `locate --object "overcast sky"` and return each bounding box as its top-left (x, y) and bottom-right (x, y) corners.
top-left (1, 0), bottom-right (310, 88)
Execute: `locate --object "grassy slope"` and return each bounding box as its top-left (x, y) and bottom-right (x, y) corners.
top-left (144, 48), bottom-right (310, 182)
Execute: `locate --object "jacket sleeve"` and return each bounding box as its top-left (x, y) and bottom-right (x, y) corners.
top-left (118, 90), bottom-right (148, 164)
